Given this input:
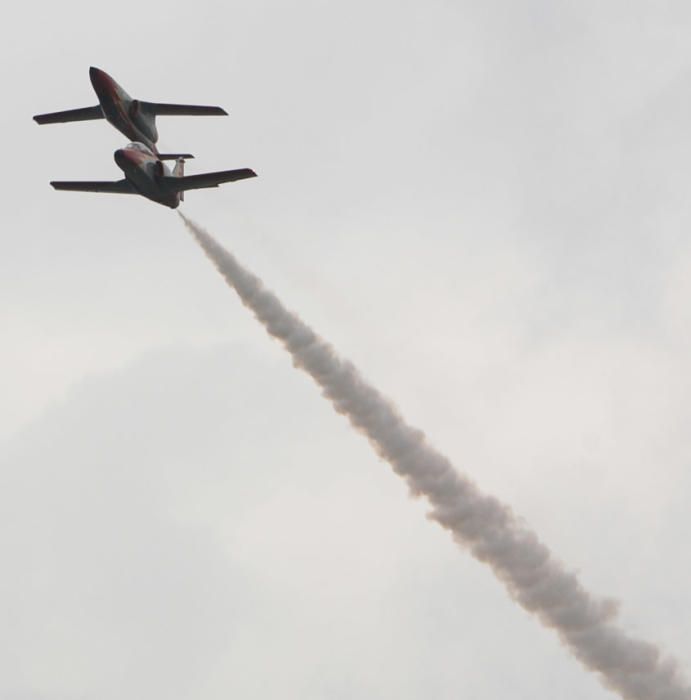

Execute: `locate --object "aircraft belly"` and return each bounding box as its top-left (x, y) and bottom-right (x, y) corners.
top-left (100, 96), bottom-right (155, 149)
top-left (125, 170), bottom-right (177, 208)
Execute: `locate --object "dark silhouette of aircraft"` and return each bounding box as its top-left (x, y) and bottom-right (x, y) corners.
top-left (50, 142), bottom-right (256, 209)
top-left (34, 67), bottom-right (228, 153)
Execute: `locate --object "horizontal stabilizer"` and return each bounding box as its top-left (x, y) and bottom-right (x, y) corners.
top-left (34, 105), bottom-right (104, 125)
top-left (158, 153), bottom-right (195, 160)
top-left (162, 168), bottom-right (257, 192)
top-left (51, 179), bottom-right (136, 194)
top-left (140, 101), bottom-right (228, 117)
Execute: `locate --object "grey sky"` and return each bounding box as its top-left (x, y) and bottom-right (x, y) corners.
top-left (2, 1), bottom-right (691, 698)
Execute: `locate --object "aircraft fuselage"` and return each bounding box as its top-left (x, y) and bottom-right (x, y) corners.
top-left (114, 143), bottom-right (180, 208)
top-left (90, 68), bottom-right (159, 151)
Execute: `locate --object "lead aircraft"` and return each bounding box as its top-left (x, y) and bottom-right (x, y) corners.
top-left (34, 67), bottom-right (228, 153)
top-left (51, 142), bottom-right (256, 209)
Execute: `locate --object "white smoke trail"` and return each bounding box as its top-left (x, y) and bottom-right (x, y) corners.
top-left (180, 212), bottom-right (690, 700)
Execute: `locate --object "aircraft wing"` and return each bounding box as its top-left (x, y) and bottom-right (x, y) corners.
top-left (161, 168), bottom-right (257, 192)
top-left (34, 105), bottom-right (104, 124)
top-left (140, 101), bottom-right (228, 116)
top-left (50, 179), bottom-right (136, 194)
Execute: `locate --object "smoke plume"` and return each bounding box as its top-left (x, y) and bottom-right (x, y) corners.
top-left (180, 212), bottom-right (690, 700)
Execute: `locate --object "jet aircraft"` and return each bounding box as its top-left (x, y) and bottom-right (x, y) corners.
top-left (50, 142), bottom-right (256, 209)
top-left (33, 67), bottom-right (228, 153)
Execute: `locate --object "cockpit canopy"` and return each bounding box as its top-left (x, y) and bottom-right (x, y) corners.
top-left (126, 142), bottom-right (154, 156)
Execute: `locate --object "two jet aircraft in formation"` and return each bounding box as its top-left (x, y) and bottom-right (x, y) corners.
top-left (34, 67), bottom-right (256, 208)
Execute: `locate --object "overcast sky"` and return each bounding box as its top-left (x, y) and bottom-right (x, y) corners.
top-left (2, 1), bottom-right (691, 699)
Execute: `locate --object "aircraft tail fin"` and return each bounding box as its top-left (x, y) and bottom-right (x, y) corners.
top-left (158, 153), bottom-right (194, 161)
top-left (173, 158), bottom-right (186, 201)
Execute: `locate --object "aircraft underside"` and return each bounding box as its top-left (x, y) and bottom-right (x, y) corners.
top-left (34, 67), bottom-right (255, 208)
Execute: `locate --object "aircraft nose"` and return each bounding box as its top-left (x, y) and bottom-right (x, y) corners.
top-left (114, 148), bottom-right (132, 168)
top-left (89, 66), bottom-right (111, 92)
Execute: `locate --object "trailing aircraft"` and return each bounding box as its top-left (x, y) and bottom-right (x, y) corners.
top-left (33, 67), bottom-right (228, 153)
top-left (50, 142), bottom-right (256, 209)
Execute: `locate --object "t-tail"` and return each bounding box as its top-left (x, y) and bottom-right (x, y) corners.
top-left (173, 157), bottom-right (186, 201)
top-left (158, 152), bottom-right (194, 161)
